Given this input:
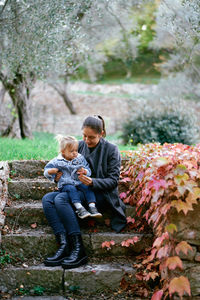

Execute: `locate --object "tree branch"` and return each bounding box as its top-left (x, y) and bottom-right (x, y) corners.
top-left (0, 0), bottom-right (9, 16)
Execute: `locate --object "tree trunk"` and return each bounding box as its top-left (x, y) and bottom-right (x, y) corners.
top-left (59, 89), bottom-right (77, 115)
top-left (0, 86), bottom-right (6, 103)
top-left (1, 115), bottom-right (18, 137)
top-left (0, 85), bottom-right (21, 138)
top-left (0, 73), bottom-right (33, 139)
top-left (51, 77), bottom-right (77, 115)
top-left (10, 83), bottom-right (33, 139)
top-left (126, 70), bottom-right (132, 79)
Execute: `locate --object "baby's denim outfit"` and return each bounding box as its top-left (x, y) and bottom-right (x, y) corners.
top-left (44, 154), bottom-right (96, 204)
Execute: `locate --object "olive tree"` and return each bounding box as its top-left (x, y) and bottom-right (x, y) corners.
top-left (0, 0), bottom-right (92, 138)
top-left (0, 0), bottom-right (151, 138)
top-left (152, 0), bottom-right (200, 99)
top-left (80, 0), bottom-right (142, 80)
top-left (49, 0), bottom-right (144, 114)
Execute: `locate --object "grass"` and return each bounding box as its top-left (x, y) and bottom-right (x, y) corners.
top-left (0, 132), bottom-right (58, 161)
top-left (76, 74), bottom-right (160, 85)
top-left (0, 132), bottom-right (136, 161)
top-left (75, 55), bottom-right (161, 85)
top-left (95, 75), bottom-right (160, 85)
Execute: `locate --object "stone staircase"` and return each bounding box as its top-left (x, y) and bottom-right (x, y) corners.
top-left (0, 160), bottom-right (152, 298)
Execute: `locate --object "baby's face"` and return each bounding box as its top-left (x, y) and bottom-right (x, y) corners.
top-left (62, 144), bottom-right (78, 161)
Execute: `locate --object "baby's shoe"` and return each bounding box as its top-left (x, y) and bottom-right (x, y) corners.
top-left (76, 207), bottom-right (91, 219)
top-left (88, 206), bottom-right (102, 218)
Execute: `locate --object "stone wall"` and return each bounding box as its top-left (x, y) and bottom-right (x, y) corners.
top-left (1, 81), bottom-right (199, 138)
top-left (0, 81), bottom-right (157, 136)
top-left (166, 205), bottom-right (200, 295)
top-left (0, 161), bottom-right (9, 244)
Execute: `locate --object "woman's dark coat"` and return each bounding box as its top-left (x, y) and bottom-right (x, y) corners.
top-left (78, 138), bottom-right (127, 233)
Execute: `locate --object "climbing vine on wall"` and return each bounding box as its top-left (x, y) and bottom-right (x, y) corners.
top-left (119, 143), bottom-right (200, 299)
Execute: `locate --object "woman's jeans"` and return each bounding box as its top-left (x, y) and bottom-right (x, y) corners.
top-left (60, 183), bottom-right (96, 204)
top-left (42, 190), bottom-right (109, 236)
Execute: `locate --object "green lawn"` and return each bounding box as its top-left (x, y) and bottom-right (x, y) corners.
top-left (0, 132), bottom-right (136, 161)
top-left (95, 75), bottom-right (160, 85)
top-left (0, 132), bottom-right (58, 161)
top-left (77, 74), bottom-right (160, 85)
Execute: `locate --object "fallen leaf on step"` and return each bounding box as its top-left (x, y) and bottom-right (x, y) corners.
top-left (30, 223), bottom-right (37, 229)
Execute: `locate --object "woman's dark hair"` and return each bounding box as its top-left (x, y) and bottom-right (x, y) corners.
top-left (82, 115), bottom-right (106, 137)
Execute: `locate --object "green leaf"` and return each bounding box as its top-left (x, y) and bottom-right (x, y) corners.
top-left (174, 164), bottom-right (187, 175)
top-left (165, 223), bottom-right (177, 234)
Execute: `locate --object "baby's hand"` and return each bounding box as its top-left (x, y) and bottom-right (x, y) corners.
top-left (48, 168), bottom-right (59, 175)
top-left (55, 171), bottom-right (62, 182)
top-left (77, 167), bottom-right (87, 175)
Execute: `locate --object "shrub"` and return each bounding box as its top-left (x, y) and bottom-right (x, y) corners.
top-left (121, 97), bottom-right (199, 145)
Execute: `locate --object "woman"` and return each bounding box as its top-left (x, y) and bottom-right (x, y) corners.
top-left (42, 115), bottom-right (127, 269)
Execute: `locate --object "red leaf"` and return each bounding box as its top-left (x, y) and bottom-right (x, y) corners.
top-left (136, 171), bottom-right (144, 182)
top-left (186, 188), bottom-right (200, 205)
top-left (175, 241), bottom-right (193, 256)
top-left (165, 256), bottom-right (183, 270)
top-left (101, 240), bottom-right (115, 250)
top-left (136, 207), bottom-right (143, 217)
top-left (142, 248), bottom-right (157, 264)
top-left (148, 178), bottom-right (168, 192)
top-left (151, 188), bottom-right (165, 203)
top-left (157, 245), bottom-right (169, 259)
top-left (151, 289), bottom-right (163, 300)
top-left (160, 203), bottom-right (171, 216)
top-left (135, 272), bottom-right (144, 281)
top-left (153, 232), bottom-right (169, 248)
top-left (121, 236), bottom-right (139, 247)
top-left (171, 200), bottom-right (194, 215)
top-left (119, 192), bottom-right (127, 199)
top-left (126, 216), bottom-right (135, 224)
top-left (143, 271), bottom-right (159, 281)
top-left (153, 157), bottom-right (169, 167)
top-left (169, 276), bottom-right (191, 297)
top-left (121, 177), bottom-right (131, 183)
top-left (30, 223), bottom-right (37, 229)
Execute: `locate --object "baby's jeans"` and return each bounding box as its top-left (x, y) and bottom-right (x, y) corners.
top-left (60, 183), bottom-right (96, 204)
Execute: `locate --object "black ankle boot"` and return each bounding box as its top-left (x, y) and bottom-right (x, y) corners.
top-left (61, 234), bottom-right (88, 269)
top-left (44, 232), bottom-right (70, 267)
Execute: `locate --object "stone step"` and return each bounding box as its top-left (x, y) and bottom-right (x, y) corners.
top-left (10, 297), bottom-right (66, 300)
top-left (4, 201), bottom-right (48, 228)
top-left (8, 159), bottom-right (129, 179)
top-left (8, 160), bottom-right (48, 179)
top-left (8, 179), bottom-right (56, 200)
top-left (10, 296), bottom-right (143, 300)
top-left (1, 230), bottom-right (152, 262)
top-left (8, 178), bottom-right (126, 201)
top-left (4, 201), bottom-right (136, 230)
top-left (0, 263), bottom-right (136, 297)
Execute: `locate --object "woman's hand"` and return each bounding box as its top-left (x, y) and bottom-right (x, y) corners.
top-left (78, 174), bottom-right (93, 186)
top-left (77, 167), bottom-right (87, 176)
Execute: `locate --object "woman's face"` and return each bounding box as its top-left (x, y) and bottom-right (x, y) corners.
top-left (82, 127), bottom-right (103, 148)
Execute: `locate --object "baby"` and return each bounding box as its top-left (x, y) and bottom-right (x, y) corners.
top-left (44, 135), bottom-right (102, 219)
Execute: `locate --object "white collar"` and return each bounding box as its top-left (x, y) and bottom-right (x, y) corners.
top-left (57, 154), bottom-right (66, 160)
top-left (57, 153), bottom-right (79, 161)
